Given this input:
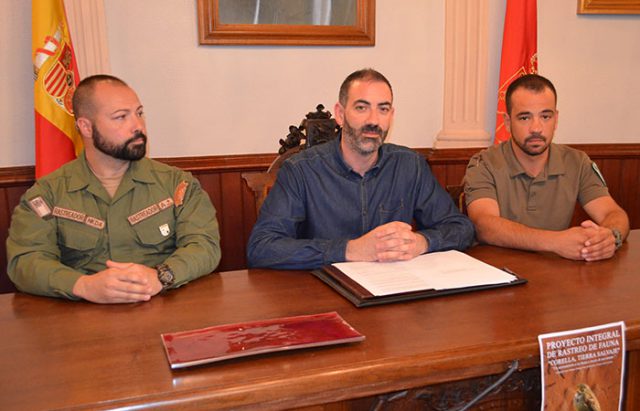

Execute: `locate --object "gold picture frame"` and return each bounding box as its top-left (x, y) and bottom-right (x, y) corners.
top-left (197, 0), bottom-right (375, 46)
top-left (578, 0), bottom-right (640, 14)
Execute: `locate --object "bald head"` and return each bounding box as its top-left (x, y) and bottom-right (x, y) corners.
top-left (72, 74), bottom-right (129, 120)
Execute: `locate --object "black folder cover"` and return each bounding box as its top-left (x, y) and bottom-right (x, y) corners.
top-left (312, 265), bottom-right (527, 307)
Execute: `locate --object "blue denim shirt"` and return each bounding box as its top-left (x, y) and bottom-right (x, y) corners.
top-left (247, 137), bottom-right (475, 269)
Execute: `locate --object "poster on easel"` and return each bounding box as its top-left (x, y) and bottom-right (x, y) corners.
top-left (538, 321), bottom-right (626, 411)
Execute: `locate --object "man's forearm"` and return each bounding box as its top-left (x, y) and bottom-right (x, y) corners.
top-left (598, 209), bottom-right (630, 239)
top-left (473, 214), bottom-right (558, 253)
top-left (248, 236), bottom-right (348, 270)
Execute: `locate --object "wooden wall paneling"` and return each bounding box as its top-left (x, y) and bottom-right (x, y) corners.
top-left (592, 158), bottom-right (621, 223)
top-left (218, 172), bottom-right (249, 272)
top-left (445, 163), bottom-right (467, 186)
top-left (0, 145), bottom-right (638, 295)
top-left (192, 171), bottom-right (222, 224)
top-left (240, 174), bottom-right (259, 249)
top-left (617, 157), bottom-right (640, 229)
top-left (597, 158), bottom-right (623, 203)
top-left (428, 164), bottom-right (448, 188)
top-left (596, 157), bottom-right (638, 230)
top-left (1, 184), bottom-right (29, 294)
top-left (575, 144), bottom-right (640, 229)
top-left (0, 187), bottom-right (12, 293)
top-left (192, 170), bottom-right (228, 270)
top-left (426, 147), bottom-right (481, 189)
top-left (628, 159), bottom-right (640, 227)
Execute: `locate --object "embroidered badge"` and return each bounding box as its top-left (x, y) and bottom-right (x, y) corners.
top-left (128, 204), bottom-right (160, 225)
top-left (174, 181), bottom-right (189, 207)
top-left (158, 197), bottom-right (174, 210)
top-left (128, 197), bottom-right (177, 226)
top-left (592, 162), bottom-right (607, 186)
top-left (51, 206), bottom-right (105, 230)
top-left (53, 206), bottom-right (86, 223)
top-left (85, 216), bottom-right (106, 230)
top-left (28, 196), bottom-right (52, 218)
top-left (159, 223), bottom-right (171, 237)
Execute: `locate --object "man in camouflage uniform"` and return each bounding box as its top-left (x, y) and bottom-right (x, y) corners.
top-left (7, 75), bottom-right (220, 303)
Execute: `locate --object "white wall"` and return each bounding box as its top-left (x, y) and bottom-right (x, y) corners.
top-left (1, 0), bottom-right (639, 167)
top-left (103, 0), bottom-right (445, 157)
top-left (1, 1), bottom-right (35, 166)
top-left (539, 1), bottom-right (640, 143)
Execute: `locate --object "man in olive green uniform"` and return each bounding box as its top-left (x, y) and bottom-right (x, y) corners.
top-left (7, 75), bottom-right (221, 303)
top-left (464, 74), bottom-right (629, 262)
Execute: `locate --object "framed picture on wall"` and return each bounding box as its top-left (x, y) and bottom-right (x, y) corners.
top-left (578, 0), bottom-right (640, 14)
top-left (197, 0), bottom-right (375, 45)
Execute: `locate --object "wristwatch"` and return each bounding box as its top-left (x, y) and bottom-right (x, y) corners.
top-left (156, 263), bottom-right (175, 289)
top-left (612, 228), bottom-right (623, 251)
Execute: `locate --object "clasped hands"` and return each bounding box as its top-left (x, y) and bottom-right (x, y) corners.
top-left (72, 260), bottom-right (163, 304)
top-left (557, 220), bottom-right (617, 261)
top-left (346, 221), bottom-right (428, 263)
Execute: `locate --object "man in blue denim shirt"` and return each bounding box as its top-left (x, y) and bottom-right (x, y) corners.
top-left (247, 69), bottom-right (474, 269)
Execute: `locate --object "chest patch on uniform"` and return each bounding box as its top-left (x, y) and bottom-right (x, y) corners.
top-left (159, 223), bottom-right (171, 237)
top-left (28, 196), bottom-right (52, 218)
top-left (591, 162), bottom-right (607, 186)
top-left (127, 197), bottom-right (174, 225)
top-left (174, 181), bottom-right (189, 207)
top-left (52, 206), bottom-right (105, 230)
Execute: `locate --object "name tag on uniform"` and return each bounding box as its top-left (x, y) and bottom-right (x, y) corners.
top-left (128, 197), bottom-right (174, 225)
top-left (51, 206), bottom-right (105, 230)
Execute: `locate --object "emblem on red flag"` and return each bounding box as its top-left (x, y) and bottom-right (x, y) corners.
top-left (37, 32), bottom-right (76, 115)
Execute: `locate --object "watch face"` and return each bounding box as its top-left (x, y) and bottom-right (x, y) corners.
top-left (160, 271), bottom-right (173, 284)
top-left (157, 264), bottom-right (175, 287)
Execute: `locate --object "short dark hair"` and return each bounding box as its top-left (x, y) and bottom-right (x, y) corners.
top-left (338, 68), bottom-right (393, 106)
top-left (72, 74), bottom-right (129, 119)
top-left (505, 74), bottom-right (557, 115)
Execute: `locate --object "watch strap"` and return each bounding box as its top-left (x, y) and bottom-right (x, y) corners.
top-left (156, 263), bottom-right (175, 289)
top-left (612, 229), bottom-right (623, 250)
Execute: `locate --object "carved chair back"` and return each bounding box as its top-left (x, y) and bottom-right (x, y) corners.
top-left (242, 104), bottom-right (340, 213)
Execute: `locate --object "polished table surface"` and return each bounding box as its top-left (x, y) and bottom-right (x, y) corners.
top-left (1, 231), bottom-right (639, 410)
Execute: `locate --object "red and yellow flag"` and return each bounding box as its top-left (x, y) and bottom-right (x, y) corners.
top-left (494, 0), bottom-right (538, 144)
top-left (32, 0), bottom-right (83, 178)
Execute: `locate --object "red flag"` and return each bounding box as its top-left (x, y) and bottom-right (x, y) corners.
top-left (33, 0), bottom-right (83, 178)
top-left (495, 0), bottom-right (538, 144)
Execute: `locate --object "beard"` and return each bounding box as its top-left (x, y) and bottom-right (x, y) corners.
top-left (92, 126), bottom-right (147, 161)
top-left (512, 133), bottom-right (550, 157)
top-left (342, 118), bottom-right (389, 156)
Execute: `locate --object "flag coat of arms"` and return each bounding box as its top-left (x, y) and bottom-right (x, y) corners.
top-left (33, 0), bottom-right (83, 177)
top-left (494, 0), bottom-right (538, 145)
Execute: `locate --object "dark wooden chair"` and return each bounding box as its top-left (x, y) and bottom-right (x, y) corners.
top-left (242, 104), bottom-right (340, 213)
top-left (446, 183), bottom-right (466, 214)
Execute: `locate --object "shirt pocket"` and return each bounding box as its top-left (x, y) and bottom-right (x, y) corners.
top-left (58, 221), bottom-right (101, 269)
top-left (378, 199), bottom-right (405, 220)
top-left (131, 211), bottom-right (176, 252)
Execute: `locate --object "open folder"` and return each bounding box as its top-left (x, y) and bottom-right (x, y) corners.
top-left (313, 250), bottom-right (527, 307)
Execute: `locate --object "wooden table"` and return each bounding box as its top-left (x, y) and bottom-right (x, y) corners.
top-left (2, 232), bottom-right (639, 410)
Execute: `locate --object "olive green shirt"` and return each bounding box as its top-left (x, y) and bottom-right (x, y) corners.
top-left (7, 152), bottom-right (221, 299)
top-left (464, 142), bottom-right (610, 230)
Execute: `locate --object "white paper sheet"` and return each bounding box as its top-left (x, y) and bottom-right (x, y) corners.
top-left (332, 250), bottom-right (517, 296)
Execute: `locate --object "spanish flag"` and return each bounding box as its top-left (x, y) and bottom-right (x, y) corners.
top-left (494, 0), bottom-right (538, 144)
top-left (32, 0), bottom-right (83, 178)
